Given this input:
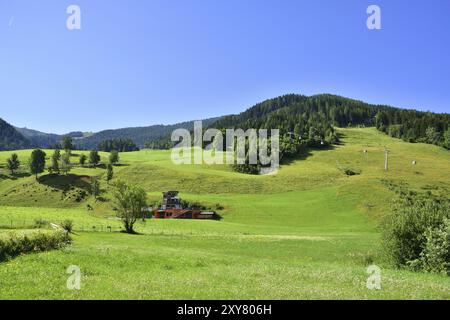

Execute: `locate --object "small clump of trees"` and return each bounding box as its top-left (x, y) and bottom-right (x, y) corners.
top-left (48, 142), bottom-right (73, 176)
top-left (112, 181), bottom-right (147, 234)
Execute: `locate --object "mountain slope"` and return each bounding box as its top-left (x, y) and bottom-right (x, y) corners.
top-left (0, 118), bottom-right (30, 151)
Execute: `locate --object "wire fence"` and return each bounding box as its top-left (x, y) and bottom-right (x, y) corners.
top-left (0, 218), bottom-right (233, 238)
top-left (0, 218), bottom-right (121, 233)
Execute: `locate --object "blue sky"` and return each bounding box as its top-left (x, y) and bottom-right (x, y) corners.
top-left (1, 0), bottom-right (449, 134)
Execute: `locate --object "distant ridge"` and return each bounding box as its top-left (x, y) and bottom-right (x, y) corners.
top-left (73, 117), bottom-right (222, 150)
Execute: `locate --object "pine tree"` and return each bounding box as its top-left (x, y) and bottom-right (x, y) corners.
top-left (106, 164), bottom-right (113, 183)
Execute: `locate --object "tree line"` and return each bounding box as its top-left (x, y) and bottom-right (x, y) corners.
top-left (4, 141), bottom-right (120, 183)
top-left (97, 139), bottom-right (139, 152)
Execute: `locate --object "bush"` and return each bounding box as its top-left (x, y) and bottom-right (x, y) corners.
top-left (343, 168), bottom-right (361, 176)
top-left (61, 220), bottom-right (74, 233)
top-left (408, 219), bottom-right (450, 275)
top-left (34, 218), bottom-right (49, 229)
top-left (0, 231), bottom-right (71, 262)
top-left (382, 198), bottom-right (450, 273)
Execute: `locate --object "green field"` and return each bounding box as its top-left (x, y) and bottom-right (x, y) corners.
top-left (0, 128), bottom-right (449, 299)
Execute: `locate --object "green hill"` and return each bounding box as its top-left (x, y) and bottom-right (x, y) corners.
top-left (0, 128), bottom-right (449, 299)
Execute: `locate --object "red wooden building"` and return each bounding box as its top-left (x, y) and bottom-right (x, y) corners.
top-left (152, 191), bottom-right (219, 220)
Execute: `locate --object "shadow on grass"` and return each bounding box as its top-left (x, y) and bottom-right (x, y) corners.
top-left (79, 163), bottom-right (130, 169)
top-left (281, 142), bottom-right (338, 166)
top-left (0, 172), bottom-right (32, 181)
top-left (38, 174), bottom-right (92, 193)
top-left (120, 230), bottom-right (144, 236)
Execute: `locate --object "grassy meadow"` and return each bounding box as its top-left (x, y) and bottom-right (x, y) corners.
top-left (0, 128), bottom-right (449, 299)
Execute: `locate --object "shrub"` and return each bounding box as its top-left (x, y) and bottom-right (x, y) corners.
top-left (408, 219), bottom-right (450, 275)
top-left (343, 168), bottom-right (360, 176)
top-left (61, 220), bottom-right (74, 233)
top-left (0, 231), bottom-right (71, 262)
top-left (336, 162), bottom-right (360, 176)
top-left (382, 198), bottom-right (450, 272)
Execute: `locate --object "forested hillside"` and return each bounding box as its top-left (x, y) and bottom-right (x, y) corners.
top-left (75, 117), bottom-right (221, 150)
top-left (150, 94), bottom-right (450, 151)
top-left (212, 94), bottom-right (450, 147)
top-left (0, 118), bottom-right (30, 151)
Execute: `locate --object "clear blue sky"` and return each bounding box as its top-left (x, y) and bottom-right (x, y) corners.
top-left (1, 0), bottom-right (449, 134)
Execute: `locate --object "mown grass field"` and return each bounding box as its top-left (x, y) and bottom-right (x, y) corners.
top-left (0, 128), bottom-right (449, 299)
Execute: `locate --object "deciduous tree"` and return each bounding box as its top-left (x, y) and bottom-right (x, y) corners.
top-left (61, 136), bottom-right (73, 152)
top-left (89, 150), bottom-right (101, 167)
top-left (444, 129), bottom-right (450, 150)
top-left (91, 178), bottom-right (100, 200)
top-left (109, 150), bottom-right (119, 165)
top-left (6, 153), bottom-right (20, 175)
top-left (79, 154), bottom-right (87, 166)
top-left (29, 149), bottom-right (46, 180)
top-left (112, 181), bottom-right (147, 234)
top-left (61, 151), bottom-right (71, 175)
top-left (50, 149), bottom-right (61, 174)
